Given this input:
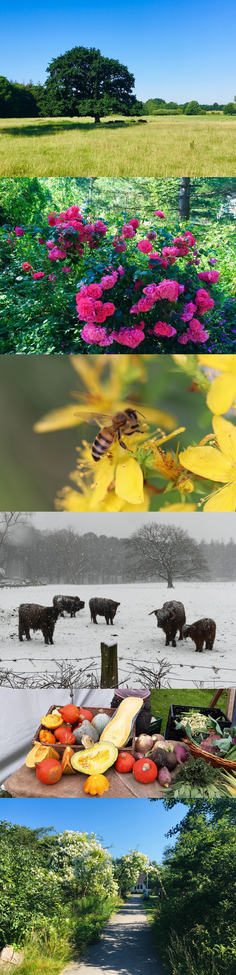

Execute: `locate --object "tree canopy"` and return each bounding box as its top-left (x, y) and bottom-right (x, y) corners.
top-left (126, 522), bottom-right (209, 588)
top-left (43, 46), bottom-right (142, 122)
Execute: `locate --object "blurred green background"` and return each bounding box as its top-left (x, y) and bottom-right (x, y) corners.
top-left (0, 354), bottom-right (212, 510)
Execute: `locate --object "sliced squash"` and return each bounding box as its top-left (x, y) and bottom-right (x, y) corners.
top-left (61, 747), bottom-right (77, 775)
top-left (26, 744), bottom-right (60, 768)
top-left (100, 697), bottom-right (143, 748)
top-left (71, 741), bottom-right (118, 775)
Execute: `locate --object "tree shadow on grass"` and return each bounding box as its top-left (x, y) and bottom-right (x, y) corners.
top-left (1, 119), bottom-right (141, 137)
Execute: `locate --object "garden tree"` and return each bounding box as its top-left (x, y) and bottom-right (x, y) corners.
top-left (223, 102), bottom-right (236, 114)
top-left (0, 76), bottom-right (39, 118)
top-left (153, 806), bottom-right (236, 975)
top-left (50, 831), bottom-right (118, 898)
top-left (0, 821), bottom-right (62, 947)
top-left (178, 178), bottom-right (191, 220)
top-left (185, 100), bottom-right (201, 115)
top-left (43, 47), bottom-right (143, 123)
top-left (125, 522), bottom-right (209, 589)
top-left (113, 851), bottom-right (149, 896)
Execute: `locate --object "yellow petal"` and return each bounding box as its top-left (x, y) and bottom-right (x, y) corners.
top-left (98, 493), bottom-right (124, 512)
top-left (115, 456), bottom-right (144, 505)
top-left (198, 354), bottom-right (236, 374)
top-left (179, 445), bottom-right (233, 483)
top-left (203, 482), bottom-right (236, 512)
top-left (34, 405), bottom-right (83, 432)
top-left (159, 503), bottom-right (197, 511)
top-left (213, 415), bottom-right (236, 464)
top-left (71, 356), bottom-right (106, 394)
top-left (90, 457), bottom-right (115, 507)
top-left (207, 375), bottom-right (236, 416)
top-left (55, 489), bottom-right (90, 511)
top-left (119, 489), bottom-right (150, 511)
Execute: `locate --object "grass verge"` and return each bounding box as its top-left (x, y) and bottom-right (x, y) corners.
top-left (150, 688), bottom-right (228, 735)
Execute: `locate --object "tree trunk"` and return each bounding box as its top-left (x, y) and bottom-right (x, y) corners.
top-left (167, 573), bottom-right (174, 588)
top-left (178, 178), bottom-right (191, 220)
top-left (94, 114), bottom-right (101, 123)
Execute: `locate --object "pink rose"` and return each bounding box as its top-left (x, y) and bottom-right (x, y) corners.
top-left (14, 226), bottom-right (25, 236)
top-left (197, 271), bottom-right (220, 284)
top-left (86, 283), bottom-right (103, 298)
top-left (155, 279), bottom-right (180, 301)
top-left (76, 296), bottom-right (96, 320)
top-left (153, 322), bottom-right (177, 337)
top-left (102, 302), bottom-right (116, 318)
top-left (122, 224), bottom-right (136, 238)
top-left (129, 219), bottom-right (139, 229)
top-left (61, 266), bottom-right (71, 273)
top-left (47, 213), bottom-right (57, 227)
top-left (137, 239), bottom-right (153, 254)
top-left (195, 288), bottom-right (214, 313)
top-left (48, 274), bottom-right (56, 281)
top-left (32, 271), bottom-right (45, 279)
top-left (101, 272), bottom-right (118, 289)
top-left (22, 262), bottom-right (32, 271)
top-left (81, 324), bottom-right (113, 346)
top-left (155, 211), bottom-right (165, 218)
top-left (118, 265), bottom-right (125, 275)
top-left (112, 328), bottom-right (145, 348)
top-left (136, 297), bottom-right (154, 312)
top-left (181, 301), bottom-right (197, 322)
top-left (183, 232), bottom-right (196, 246)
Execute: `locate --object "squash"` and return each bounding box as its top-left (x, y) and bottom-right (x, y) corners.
top-left (26, 744), bottom-right (60, 768)
top-left (100, 697), bottom-right (143, 748)
top-left (41, 713), bottom-right (64, 730)
top-left (84, 774), bottom-right (110, 796)
top-left (71, 741), bottom-right (118, 775)
top-left (73, 721), bottom-right (99, 743)
top-left (61, 747), bottom-right (77, 775)
top-left (91, 713), bottom-right (110, 735)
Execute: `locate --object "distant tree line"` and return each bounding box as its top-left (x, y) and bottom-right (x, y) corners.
top-left (1, 47), bottom-right (235, 120)
top-left (3, 524), bottom-right (236, 587)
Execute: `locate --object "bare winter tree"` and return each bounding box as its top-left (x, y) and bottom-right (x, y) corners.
top-left (0, 512), bottom-right (31, 574)
top-left (125, 522), bottom-right (210, 589)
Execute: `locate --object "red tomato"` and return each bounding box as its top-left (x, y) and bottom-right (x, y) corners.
top-left (36, 759), bottom-right (62, 785)
top-left (133, 759), bottom-right (157, 784)
top-left (115, 753), bottom-right (135, 773)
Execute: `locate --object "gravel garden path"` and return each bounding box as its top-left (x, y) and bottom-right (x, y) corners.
top-left (60, 894), bottom-right (167, 975)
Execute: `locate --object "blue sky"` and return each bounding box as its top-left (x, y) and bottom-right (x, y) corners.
top-left (0, 799), bottom-right (186, 861)
top-left (1, 0), bottom-right (235, 103)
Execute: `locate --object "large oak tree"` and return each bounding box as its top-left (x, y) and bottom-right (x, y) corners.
top-left (43, 46), bottom-right (142, 122)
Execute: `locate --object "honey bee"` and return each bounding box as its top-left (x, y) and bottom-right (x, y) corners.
top-left (75, 408), bottom-right (145, 461)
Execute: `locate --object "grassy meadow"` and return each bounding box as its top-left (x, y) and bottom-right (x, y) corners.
top-left (0, 115), bottom-right (236, 176)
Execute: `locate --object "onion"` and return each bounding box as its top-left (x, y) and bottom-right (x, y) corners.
top-left (136, 734), bottom-right (154, 755)
top-left (173, 744), bottom-right (189, 765)
top-left (134, 751), bottom-right (144, 761)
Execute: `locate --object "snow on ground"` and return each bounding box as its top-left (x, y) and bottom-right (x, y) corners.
top-left (0, 581), bottom-right (235, 687)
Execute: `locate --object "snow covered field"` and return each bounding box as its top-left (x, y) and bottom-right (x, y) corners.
top-left (0, 581), bottom-right (235, 687)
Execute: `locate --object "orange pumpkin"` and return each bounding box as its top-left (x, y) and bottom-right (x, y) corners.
top-left (60, 705), bottom-right (80, 724)
top-left (84, 774), bottom-right (110, 796)
top-left (61, 747), bottom-right (77, 775)
top-left (36, 758), bottom-right (62, 785)
top-left (41, 714), bottom-right (64, 730)
top-left (54, 727), bottom-right (76, 745)
top-left (77, 708), bottom-right (94, 724)
top-left (39, 729), bottom-right (56, 744)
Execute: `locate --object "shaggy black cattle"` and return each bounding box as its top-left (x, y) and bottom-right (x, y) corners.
top-left (149, 600), bottom-right (186, 647)
top-left (182, 618), bottom-right (216, 653)
top-left (18, 603), bottom-right (60, 645)
top-left (89, 597), bottom-right (120, 625)
top-left (53, 595), bottom-right (85, 618)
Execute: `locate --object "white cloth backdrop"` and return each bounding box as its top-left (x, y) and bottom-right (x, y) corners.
top-left (0, 688), bottom-right (112, 784)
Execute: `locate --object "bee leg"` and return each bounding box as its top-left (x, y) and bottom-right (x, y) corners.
top-left (118, 439), bottom-right (134, 454)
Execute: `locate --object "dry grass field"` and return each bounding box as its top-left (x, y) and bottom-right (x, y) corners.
top-left (0, 114), bottom-right (236, 176)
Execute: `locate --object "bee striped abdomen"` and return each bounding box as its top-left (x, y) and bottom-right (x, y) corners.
top-left (92, 430), bottom-right (112, 461)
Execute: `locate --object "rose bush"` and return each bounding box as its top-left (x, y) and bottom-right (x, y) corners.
top-left (0, 203), bottom-right (235, 353)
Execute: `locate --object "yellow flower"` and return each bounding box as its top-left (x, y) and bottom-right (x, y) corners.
top-left (55, 428), bottom-right (185, 512)
top-left (197, 354), bottom-right (236, 415)
top-left (34, 354), bottom-right (175, 433)
top-left (179, 415), bottom-right (236, 511)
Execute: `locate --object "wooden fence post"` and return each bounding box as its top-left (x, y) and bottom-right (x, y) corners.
top-left (100, 643), bottom-right (118, 687)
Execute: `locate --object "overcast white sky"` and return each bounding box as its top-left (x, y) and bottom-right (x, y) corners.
top-left (27, 511), bottom-right (236, 543)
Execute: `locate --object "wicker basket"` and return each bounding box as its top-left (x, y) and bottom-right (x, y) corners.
top-left (32, 704), bottom-right (135, 756)
top-left (183, 737), bottom-right (236, 771)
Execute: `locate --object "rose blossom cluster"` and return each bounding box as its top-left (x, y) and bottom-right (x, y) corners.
top-left (46, 205), bottom-right (107, 262)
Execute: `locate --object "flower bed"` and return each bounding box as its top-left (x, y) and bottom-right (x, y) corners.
top-left (1, 204), bottom-right (235, 353)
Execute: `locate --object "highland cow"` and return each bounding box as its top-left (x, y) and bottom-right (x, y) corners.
top-left (18, 603), bottom-right (60, 645)
top-left (89, 597), bottom-right (120, 625)
top-left (149, 600), bottom-right (186, 647)
top-left (182, 618), bottom-right (216, 653)
top-left (53, 595), bottom-right (85, 618)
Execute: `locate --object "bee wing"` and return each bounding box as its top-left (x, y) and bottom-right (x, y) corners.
top-left (74, 412), bottom-right (113, 425)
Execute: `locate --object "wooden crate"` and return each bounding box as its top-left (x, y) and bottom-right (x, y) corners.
top-left (32, 704), bottom-right (136, 755)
